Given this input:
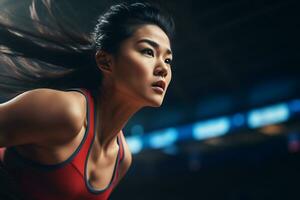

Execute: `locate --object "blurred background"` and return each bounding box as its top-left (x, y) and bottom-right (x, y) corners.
top-left (1, 0), bottom-right (300, 199)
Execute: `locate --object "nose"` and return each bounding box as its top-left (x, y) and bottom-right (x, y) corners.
top-left (154, 59), bottom-right (168, 78)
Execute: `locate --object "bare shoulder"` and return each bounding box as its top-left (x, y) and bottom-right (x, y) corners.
top-left (0, 88), bottom-right (87, 146)
top-left (16, 88), bottom-right (86, 128)
top-left (3, 88), bottom-right (85, 109)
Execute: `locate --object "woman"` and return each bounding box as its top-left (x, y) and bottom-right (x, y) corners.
top-left (0, 1), bottom-right (175, 200)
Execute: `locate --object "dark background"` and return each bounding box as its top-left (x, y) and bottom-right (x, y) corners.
top-left (1, 0), bottom-right (300, 199)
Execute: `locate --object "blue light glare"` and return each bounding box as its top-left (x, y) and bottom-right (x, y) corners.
top-left (192, 117), bottom-right (230, 140)
top-left (131, 124), bottom-right (144, 136)
top-left (232, 113), bottom-right (245, 127)
top-left (148, 128), bottom-right (179, 149)
top-left (126, 136), bottom-right (143, 154)
top-left (247, 103), bottom-right (290, 128)
top-left (289, 100), bottom-right (300, 113)
top-left (125, 99), bottom-right (297, 154)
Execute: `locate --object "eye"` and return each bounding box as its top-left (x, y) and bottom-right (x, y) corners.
top-left (165, 58), bottom-right (172, 65)
top-left (141, 48), bottom-right (154, 57)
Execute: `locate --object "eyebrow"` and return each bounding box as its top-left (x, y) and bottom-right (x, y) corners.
top-left (137, 39), bottom-right (173, 56)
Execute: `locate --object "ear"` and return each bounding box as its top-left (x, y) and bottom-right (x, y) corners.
top-left (95, 50), bottom-right (113, 74)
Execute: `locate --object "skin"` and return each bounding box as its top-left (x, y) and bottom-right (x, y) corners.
top-left (93, 24), bottom-right (173, 154)
top-left (86, 24), bottom-right (173, 188)
top-left (0, 24), bottom-right (173, 190)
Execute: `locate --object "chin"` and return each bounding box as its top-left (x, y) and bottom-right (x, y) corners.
top-left (141, 90), bottom-right (165, 107)
top-left (148, 99), bottom-right (163, 108)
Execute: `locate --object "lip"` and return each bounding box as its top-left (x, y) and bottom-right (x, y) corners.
top-left (152, 86), bottom-right (164, 94)
top-left (151, 80), bottom-right (166, 91)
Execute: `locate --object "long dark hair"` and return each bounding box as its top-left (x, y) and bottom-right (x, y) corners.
top-left (0, 1), bottom-right (175, 99)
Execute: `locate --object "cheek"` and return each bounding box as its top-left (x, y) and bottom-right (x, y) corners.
top-left (115, 53), bottom-right (153, 89)
top-left (166, 69), bottom-right (172, 87)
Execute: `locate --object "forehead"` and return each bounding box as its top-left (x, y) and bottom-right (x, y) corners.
top-left (130, 24), bottom-right (171, 50)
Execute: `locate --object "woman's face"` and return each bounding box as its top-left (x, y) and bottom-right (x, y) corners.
top-left (111, 24), bottom-right (173, 107)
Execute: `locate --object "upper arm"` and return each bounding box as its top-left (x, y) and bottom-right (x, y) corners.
top-left (0, 88), bottom-right (86, 147)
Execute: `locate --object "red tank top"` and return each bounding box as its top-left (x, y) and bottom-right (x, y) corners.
top-left (0, 88), bottom-right (125, 200)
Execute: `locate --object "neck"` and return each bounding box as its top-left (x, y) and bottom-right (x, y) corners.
top-left (93, 82), bottom-right (143, 154)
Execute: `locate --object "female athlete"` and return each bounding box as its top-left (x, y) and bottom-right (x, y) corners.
top-left (0, 1), bottom-right (175, 200)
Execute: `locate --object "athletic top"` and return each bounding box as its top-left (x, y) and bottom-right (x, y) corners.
top-left (0, 88), bottom-right (125, 200)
